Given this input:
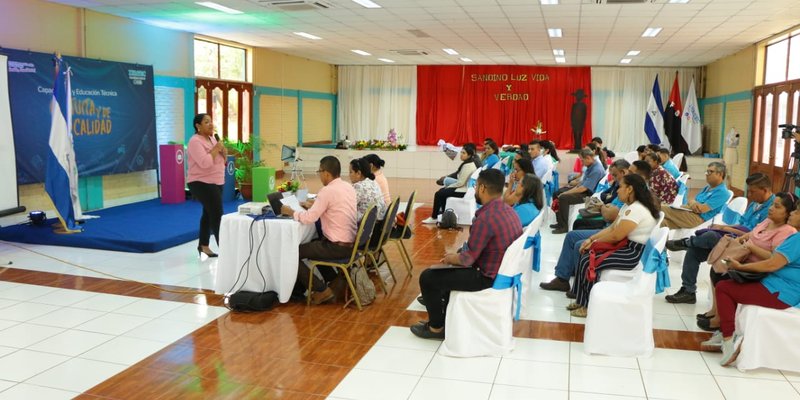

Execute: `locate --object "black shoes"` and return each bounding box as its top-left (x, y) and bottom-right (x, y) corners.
top-left (197, 246), bottom-right (218, 258)
top-left (549, 223), bottom-right (560, 229)
top-left (665, 238), bottom-right (690, 252)
top-left (665, 287), bottom-right (696, 304)
top-left (552, 227), bottom-right (568, 234)
top-left (696, 317), bottom-right (719, 332)
top-left (416, 295), bottom-right (426, 307)
top-left (410, 321), bottom-right (445, 340)
top-left (540, 277), bottom-right (571, 292)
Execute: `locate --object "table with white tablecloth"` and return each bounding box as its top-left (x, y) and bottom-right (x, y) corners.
top-left (214, 213), bottom-right (316, 302)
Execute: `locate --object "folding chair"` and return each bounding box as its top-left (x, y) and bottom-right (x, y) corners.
top-left (306, 206), bottom-right (379, 311)
top-left (386, 191), bottom-right (416, 275)
top-left (363, 197), bottom-right (401, 293)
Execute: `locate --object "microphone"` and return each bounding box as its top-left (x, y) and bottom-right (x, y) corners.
top-left (214, 134), bottom-right (221, 142)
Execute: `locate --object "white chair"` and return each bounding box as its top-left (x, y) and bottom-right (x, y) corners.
top-left (734, 305), bottom-right (800, 373)
top-left (602, 212), bottom-right (665, 283)
top-left (583, 227), bottom-right (669, 357)
top-left (712, 196), bottom-right (748, 225)
top-left (668, 189), bottom-right (733, 263)
top-left (671, 173), bottom-right (691, 207)
top-left (443, 168), bottom-right (482, 226)
top-left (567, 191), bottom-right (601, 232)
top-left (623, 151), bottom-right (639, 164)
top-left (518, 213), bottom-right (544, 316)
top-left (671, 153), bottom-right (684, 168)
top-left (439, 224), bottom-right (534, 358)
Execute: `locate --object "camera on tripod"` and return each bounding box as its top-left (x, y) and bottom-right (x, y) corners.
top-left (780, 123), bottom-right (798, 139)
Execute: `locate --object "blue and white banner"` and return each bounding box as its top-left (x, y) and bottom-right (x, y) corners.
top-left (45, 57), bottom-right (81, 231)
top-left (0, 55), bottom-right (19, 214)
top-left (682, 78), bottom-right (702, 154)
top-left (644, 75), bottom-right (667, 146)
top-left (2, 48), bottom-right (157, 185)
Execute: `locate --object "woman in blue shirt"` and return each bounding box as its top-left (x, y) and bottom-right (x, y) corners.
top-left (505, 171), bottom-right (543, 227)
top-left (716, 205), bottom-right (800, 367)
top-left (482, 141), bottom-right (501, 169)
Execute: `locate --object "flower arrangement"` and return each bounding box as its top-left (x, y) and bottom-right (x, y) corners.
top-left (350, 139), bottom-right (407, 151)
top-left (277, 180), bottom-right (301, 193)
top-left (531, 120), bottom-right (547, 136)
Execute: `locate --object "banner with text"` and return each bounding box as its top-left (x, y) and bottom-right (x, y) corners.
top-left (2, 48), bottom-right (157, 184)
top-left (416, 65), bottom-right (592, 149)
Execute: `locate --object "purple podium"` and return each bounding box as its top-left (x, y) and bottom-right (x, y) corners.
top-left (159, 144), bottom-right (186, 204)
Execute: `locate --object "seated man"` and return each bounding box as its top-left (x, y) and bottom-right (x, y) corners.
top-left (664, 173), bottom-right (775, 304)
top-left (551, 148), bottom-right (605, 234)
top-left (658, 147), bottom-right (681, 179)
top-left (281, 156), bottom-right (357, 305)
top-left (528, 140), bottom-right (553, 181)
top-left (412, 169), bottom-right (522, 339)
top-left (572, 159), bottom-right (629, 231)
top-left (660, 162), bottom-right (729, 229)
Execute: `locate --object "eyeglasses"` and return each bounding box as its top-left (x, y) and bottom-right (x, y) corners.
top-left (705, 170), bottom-right (718, 175)
top-left (315, 169), bottom-right (324, 175)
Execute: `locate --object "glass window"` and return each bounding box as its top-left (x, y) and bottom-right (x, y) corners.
top-left (194, 40), bottom-right (218, 79)
top-left (197, 86), bottom-right (207, 114)
top-left (776, 91), bottom-right (789, 167)
top-left (790, 35), bottom-right (800, 81)
top-left (764, 93), bottom-right (773, 163)
top-left (212, 87), bottom-right (224, 137)
top-left (242, 90), bottom-right (251, 143)
top-left (220, 46), bottom-right (246, 81)
top-left (227, 88), bottom-right (239, 142)
top-left (765, 39), bottom-right (789, 84)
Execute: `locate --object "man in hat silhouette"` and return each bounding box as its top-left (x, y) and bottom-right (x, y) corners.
top-left (570, 89), bottom-right (587, 152)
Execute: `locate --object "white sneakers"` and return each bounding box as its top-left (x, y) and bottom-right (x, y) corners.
top-left (421, 217), bottom-right (437, 224)
top-left (700, 331), bottom-right (722, 350)
top-left (719, 334), bottom-right (744, 366)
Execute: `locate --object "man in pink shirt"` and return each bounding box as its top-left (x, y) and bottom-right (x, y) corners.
top-left (281, 156), bottom-right (357, 304)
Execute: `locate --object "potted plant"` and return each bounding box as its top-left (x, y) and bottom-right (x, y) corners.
top-left (225, 139), bottom-right (262, 200)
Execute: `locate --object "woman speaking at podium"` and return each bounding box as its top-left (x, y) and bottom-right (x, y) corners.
top-left (187, 113), bottom-right (226, 258)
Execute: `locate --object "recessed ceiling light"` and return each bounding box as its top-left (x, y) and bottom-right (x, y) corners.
top-left (627, 50), bottom-right (641, 56)
top-left (351, 50), bottom-right (371, 56)
top-left (352, 0), bottom-right (382, 8)
top-left (555, 57), bottom-right (566, 63)
top-left (378, 58), bottom-right (395, 63)
top-left (293, 32), bottom-right (322, 40)
top-left (443, 48), bottom-right (459, 55)
top-left (195, 1), bottom-right (243, 14)
top-left (620, 58), bottom-right (632, 64)
top-left (548, 28), bottom-right (563, 38)
top-left (540, 0), bottom-right (558, 4)
top-left (642, 27), bottom-right (662, 37)
top-left (460, 57), bottom-right (473, 62)
top-left (668, 0), bottom-right (689, 3)
top-left (553, 49), bottom-right (565, 56)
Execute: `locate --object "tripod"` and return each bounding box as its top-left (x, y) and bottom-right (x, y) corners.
top-left (781, 141), bottom-right (800, 195)
top-left (289, 158), bottom-right (305, 182)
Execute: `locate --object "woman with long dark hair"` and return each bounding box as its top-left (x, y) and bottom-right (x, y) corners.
top-left (363, 153), bottom-right (390, 205)
top-left (423, 143), bottom-right (482, 224)
top-left (568, 173), bottom-right (659, 317)
top-left (349, 158), bottom-right (386, 219)
top-left (506, 173), bottom-right (544, 227)
top-left (186, 113), bottom-right (226, 258)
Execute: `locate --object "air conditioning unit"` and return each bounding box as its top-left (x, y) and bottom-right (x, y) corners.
top-left (390, 49), bottom-right (429, 56)
top-left (259, 0), bottom-right (332, 11)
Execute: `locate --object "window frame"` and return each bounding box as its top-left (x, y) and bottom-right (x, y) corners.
top-left (763, 30), bottom-right (799, 85)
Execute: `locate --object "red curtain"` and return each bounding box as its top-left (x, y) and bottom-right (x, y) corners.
top-left (416, 65), bottom-right (592, 149)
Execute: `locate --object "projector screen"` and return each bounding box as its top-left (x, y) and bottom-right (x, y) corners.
top-left (0, 55), bottom-right (20, 216)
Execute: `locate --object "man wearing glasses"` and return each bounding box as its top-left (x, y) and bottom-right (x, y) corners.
top-left (660, 162), bottom-right (729, 229)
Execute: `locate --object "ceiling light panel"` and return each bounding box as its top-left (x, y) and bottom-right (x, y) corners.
top-left (378, 58), bottom-right (395, 63)
top-left (626, 50), bottom-right (640, 56)
top-left (352, 0), bottom-right (382, 8)
top-left (351, 49), bottom-right (371, 56)
top-left (293, 32), bottom-right (322, 40)
top-left (553, 49), bottom-right (564, 56)
top-left (195, 2), bottom-right (243, 14)
top-left (642, 27), bottom-right (662, 37)
top-left (443, 48), bottom-right (459, 55)
top-left (548, 28), bottom-right (563, 38)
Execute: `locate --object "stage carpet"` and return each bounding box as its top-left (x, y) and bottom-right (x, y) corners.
top-left (0, 199), bottom-right (242, 253)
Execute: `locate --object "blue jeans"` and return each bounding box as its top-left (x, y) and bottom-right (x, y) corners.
top-left (681, 231), bottom-right (723, 293)
top-left (554, 229), bottom-right (599, 280)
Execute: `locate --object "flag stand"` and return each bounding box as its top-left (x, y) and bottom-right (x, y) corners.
top-left (46, 197), bottom-right (81, 235)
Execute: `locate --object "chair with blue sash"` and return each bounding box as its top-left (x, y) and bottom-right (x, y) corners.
top-left (438, 221), bottom-right (536, 358)
top-left (583, 227), bottom-right (669, 357)
top-left (668, 189), bottom-right (734, 264)
top-left (671, 173), bottom-right (691, 207)
top-left (601, 212), bottom-right (665, 283)
top-left (711, 196), bottom-right (747, 226)
top-left (443, 168), bottom-right (483, 226)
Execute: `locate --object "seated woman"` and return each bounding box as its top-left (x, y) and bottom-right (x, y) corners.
top-left (712, 203), bottom-right (800, 366)
top-left (645, 152), bottom-right (678, 204)
top-left (567, 174), bottom-right (659, 317)
top-left (349, 158), bottom-right (387, 220)
top-left (505, 173), bottom-right (544, 227)
top-left (697, 192), bottom-right (797, 334)
top-left (423, 143), bottom-right (481, 224)
top-left (482, 140), bottom-right (501, 169)
top-left (504, 156), bottom-right (535, 201)
top-left (363, 154), bottom-right (390, 206)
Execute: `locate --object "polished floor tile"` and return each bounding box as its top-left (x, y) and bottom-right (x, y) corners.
top-left (409, 377), bottom-right (491, 400)
top-left (0, 383), bottom-right (77, 400)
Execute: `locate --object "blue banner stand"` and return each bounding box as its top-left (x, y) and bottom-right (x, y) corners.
top-left (223, 155), bottom-right (236, 202)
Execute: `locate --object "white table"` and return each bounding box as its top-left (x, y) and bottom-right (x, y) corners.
top-left (214, 213), bottom-right (316, 302)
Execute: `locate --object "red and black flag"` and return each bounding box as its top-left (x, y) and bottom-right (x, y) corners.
top-left (664, 72), bottom-right (690, 169)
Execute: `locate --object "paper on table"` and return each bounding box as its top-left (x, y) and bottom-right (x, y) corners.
top-left (280, 195), bottom-right (305, 212)
top-left (669, 204), bottom-right (690, 211)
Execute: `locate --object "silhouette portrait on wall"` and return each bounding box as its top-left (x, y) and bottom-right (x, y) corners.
top-left (570, 89), bottom-right (588, 152)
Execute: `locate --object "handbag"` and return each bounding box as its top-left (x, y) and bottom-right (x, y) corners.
top-left (707, 235), bottom-right (751, 274)
top-left (727, 269), bottom-right (768, 283)
top-left (587, 239), bottom-right (629, 282)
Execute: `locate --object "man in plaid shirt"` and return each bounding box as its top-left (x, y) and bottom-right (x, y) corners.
top-left (412, 169), bottom-right (523, 339)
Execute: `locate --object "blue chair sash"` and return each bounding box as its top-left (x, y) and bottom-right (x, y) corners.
top-left (524, 232), bottom-right (542, 272)
top-left (677, 181), bottom-right (689, 205)
top-left (722, 207), bottom-right (742, 225)
top-left (493, 273), bottom-right (523, 320)
top-left (641, 241), bottom-right (670, 294)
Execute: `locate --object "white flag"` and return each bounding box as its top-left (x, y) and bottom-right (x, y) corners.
top-left (681, 78), bottom-right (702, 153)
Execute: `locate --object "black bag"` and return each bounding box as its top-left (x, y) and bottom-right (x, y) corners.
top-left (727, 269), bottom-right (767, 284)
top-left (437, 208), bottom-right (458, 229)
top-left (226, 290), bottom-right (278, 312)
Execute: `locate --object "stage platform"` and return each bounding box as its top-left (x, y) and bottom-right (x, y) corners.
top-left (0, 199), bottom-right (241, 253)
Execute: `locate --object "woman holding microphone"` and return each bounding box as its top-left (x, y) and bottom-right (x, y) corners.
top-left (187, 113), bottom-right (226, 258)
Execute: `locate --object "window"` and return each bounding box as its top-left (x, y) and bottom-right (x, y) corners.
top-left (764, 30), bottom-right (800, 85)
top-left (193, 38), bottom-right (252, 142)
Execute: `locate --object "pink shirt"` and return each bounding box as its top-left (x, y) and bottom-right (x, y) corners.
top-left (374, 170), bottom-right (391, 205)
top-left (187, 134), bottom-right (225, 185)
top-left (745, 220), bottom-right (797, 263)
top-left (293, 177), bottom-right (357, 243)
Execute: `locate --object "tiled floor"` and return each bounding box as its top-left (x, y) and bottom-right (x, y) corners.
top-left (0, 179), bottom-right (797, 398)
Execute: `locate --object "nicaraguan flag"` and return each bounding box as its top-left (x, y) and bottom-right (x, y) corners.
top-left (644, 75), bottom-right (667, 146)
top-left (45, 57), bottom-right (81, 232)
top-left (682, 78), bottom-right (702, 154)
